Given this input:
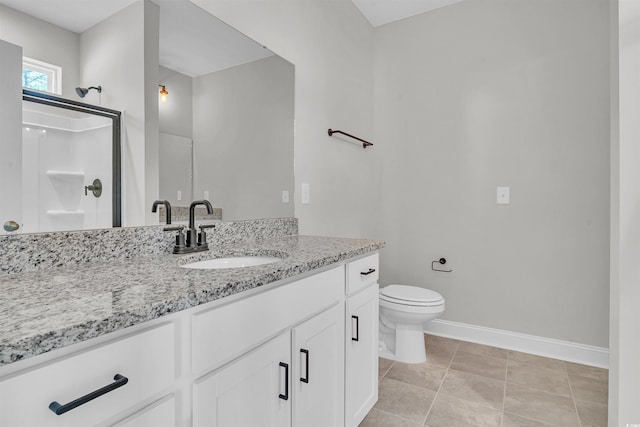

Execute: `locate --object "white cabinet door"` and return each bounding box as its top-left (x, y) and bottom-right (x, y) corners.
top-left (112, 396), bottom-right (175, 427)
top-left (292, 304), bottom-right (344, 427)
top-left (345, 284), bottom-right (379, 427)
top-left (193, 332), bottom-right (291, 427)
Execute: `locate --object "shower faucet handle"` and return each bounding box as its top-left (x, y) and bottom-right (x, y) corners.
top-left (84, 179), bottom-right (102, 198)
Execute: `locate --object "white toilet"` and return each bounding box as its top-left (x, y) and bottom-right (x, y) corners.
top-left (379, 284), bottom-right (445, 363)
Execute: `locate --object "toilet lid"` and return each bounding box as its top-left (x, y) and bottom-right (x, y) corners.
top-left (380, 284), bottom-right (444, 304)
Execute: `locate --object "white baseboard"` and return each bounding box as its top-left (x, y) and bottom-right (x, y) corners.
top-left (425, 319), bottom-right (609, 369)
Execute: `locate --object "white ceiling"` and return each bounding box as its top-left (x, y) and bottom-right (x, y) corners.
top-left (351, 0), bottom-right (465, 26)
top-left (0, 0), bottom-right (272, 77)
top-left (0, 0), bottom-right (138, 33)
top-left (0, 0), bottom-right (464, 76)
top-left (154, 0), bottom-right (272, 77)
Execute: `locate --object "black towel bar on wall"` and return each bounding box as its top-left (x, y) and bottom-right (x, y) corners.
top-left (328, 129), bottom-right (374, 149)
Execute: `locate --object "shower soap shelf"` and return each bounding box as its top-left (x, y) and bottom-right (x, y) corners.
top-left (46, 170), bottom-right (85, 179)
top-left (46, 210), bottom-right (85, 216)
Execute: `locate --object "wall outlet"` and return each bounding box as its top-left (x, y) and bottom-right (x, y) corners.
top-left (497, 187), bottom-right (510, 204)
top-left (282, 190), bottom-right (289, 203)
top-left (301, 183), bottom-right (310, 204)
top-left (177, 190), bottom-right (182, 201)
top-left (203, 190), bottom-right (209, 200)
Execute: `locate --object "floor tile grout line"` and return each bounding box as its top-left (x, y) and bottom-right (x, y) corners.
top-left (371, 407), bottom-right (423, 426)
top-left (454, 348), bottom-right (510, 364)
top-left (371, 336), bottom-right (605, 427)
top-left (375, 377), bottom-right (434, 425)
top-left (379, 359), bottom-right (395, 380)
top-left (501, 381), bottom-right (585, 427)
top-left (502, 346), bottom-right (511, 427)
top-left (420, 337), bottom-right (459, 426)
top-left (447, 364), bottom-right (510, 385)
top-left (502, 411), bottom-right (561, 427)
top-left (565, 361), bottom-right (584, 427)
top-left (505, 377), bottom-right (581, 399)
top-left (503, 367), bottom-right (574, 399)
top-left (500, 352), bottom-right (508, 427)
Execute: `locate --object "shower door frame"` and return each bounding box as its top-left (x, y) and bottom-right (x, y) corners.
top-left (22, 89), bottom-right (122, 227)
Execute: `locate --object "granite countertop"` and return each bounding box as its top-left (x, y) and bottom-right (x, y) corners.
top-left (0, 235), bottom-right (384, 366)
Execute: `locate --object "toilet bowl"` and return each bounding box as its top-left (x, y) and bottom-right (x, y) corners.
top-left (379, 284), bottom-right (445, 363)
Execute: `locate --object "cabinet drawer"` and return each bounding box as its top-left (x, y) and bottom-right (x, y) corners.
top-left (113, 395), bottom-right (176, 427)
top-left (0, 323), bottom-right (175, 427)
top-left (192, 266), bottom-right (344, 374)
top-left (346, 253), bottom-right (379, 296)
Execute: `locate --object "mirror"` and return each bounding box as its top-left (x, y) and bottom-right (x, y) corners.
top-left (0, 0), bottom-right (294, 234)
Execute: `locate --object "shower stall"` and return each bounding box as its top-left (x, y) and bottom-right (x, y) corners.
top-left (12, 90), bottom-right (121, 233)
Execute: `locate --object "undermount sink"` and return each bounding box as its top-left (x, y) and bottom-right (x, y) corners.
top-left (181, 256), bottom-right (283, 270)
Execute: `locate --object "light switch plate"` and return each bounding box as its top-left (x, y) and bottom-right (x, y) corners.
top-left (497, 187), bottom-right (510, 204)
top-left (282, 190), bottom-right (289, 203)
top-left (301, 183), bottom-right (310, 204)
top-left (203, 190), bottom-right (209, 200)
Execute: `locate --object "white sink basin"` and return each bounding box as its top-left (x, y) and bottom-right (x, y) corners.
top-left (181, 256), bottom-right (283, 270)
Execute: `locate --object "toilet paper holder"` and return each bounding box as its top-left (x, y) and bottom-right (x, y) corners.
top-left (431, 258), bottom-right (452, 273)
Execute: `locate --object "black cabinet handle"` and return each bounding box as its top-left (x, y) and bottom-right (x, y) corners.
top-left (352, 315), bottom-right (360, 342)
top-left (49, 374), bottom-right (128, 415)
top-left (300, 349), bottom-right (309, 383)
top-left (360, 268), bottom-right (376, 276)
top-left (278, 362), bottom-right (289, 400)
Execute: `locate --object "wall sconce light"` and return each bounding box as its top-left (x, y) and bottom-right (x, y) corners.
top-left (159, 85), bottom-right (168, 103)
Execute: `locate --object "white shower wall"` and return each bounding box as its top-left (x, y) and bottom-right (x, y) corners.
top-left (21, 107), bottom-right (112, 233)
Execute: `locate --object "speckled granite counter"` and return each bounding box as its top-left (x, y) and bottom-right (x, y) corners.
top-left (0, 235), bottom-right (384, 366)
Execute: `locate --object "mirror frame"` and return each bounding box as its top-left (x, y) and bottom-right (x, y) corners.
top-left (22, 89), bottom-right (122, 227)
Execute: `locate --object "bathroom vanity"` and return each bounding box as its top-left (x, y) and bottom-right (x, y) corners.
top-left (0, 232), bottom-right (382, 427)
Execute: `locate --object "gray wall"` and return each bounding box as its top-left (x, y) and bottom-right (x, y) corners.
top-left (79, 0), bottom-right (160, 226)
top-left (192, 55), bottom-right (294, 220)
top-left (193, 0), bottom-right (378, 238)
top-left (0, 4), bottom-right (79, 99)
top-left (159, 66), bottom-right (193, 139)
top-left (374, 0), bottom-right (610, 347)
top-left (0, 40), bottom-right (22, 229)
top-left (158, 66), bottom-right (194, 207)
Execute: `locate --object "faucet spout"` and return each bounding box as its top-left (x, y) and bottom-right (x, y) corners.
top-left (189, 200), bottom-right (213, 230)
top-left (184, 200), bottom-right (214, 251)
top-left (152, 200), bottom-right (172, 224)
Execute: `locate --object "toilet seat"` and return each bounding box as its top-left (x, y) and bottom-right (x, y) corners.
top-left (380, 285), bottom-right (444, 307)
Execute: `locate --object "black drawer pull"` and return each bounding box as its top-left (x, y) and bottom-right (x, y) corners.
top-left (352, 315), bottom-right (360, 342)
top-left (360, 268), bottom-right (376, 276)
top-left (279, 362), bottom-right (289, 400)
top-left (49, 374), bottom-right (128, 415)
top-left (300, 349), bottom-right (309, 383)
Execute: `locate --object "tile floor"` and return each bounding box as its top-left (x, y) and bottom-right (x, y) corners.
top-left (360, 335), bottom-right (608, 427)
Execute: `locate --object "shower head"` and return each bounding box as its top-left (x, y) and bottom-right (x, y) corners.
top-left (75, 86), bottom-right (102, 98)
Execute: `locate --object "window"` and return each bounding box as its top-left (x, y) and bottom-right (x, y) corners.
top-left (22, 57), bottom-right (62, 95)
